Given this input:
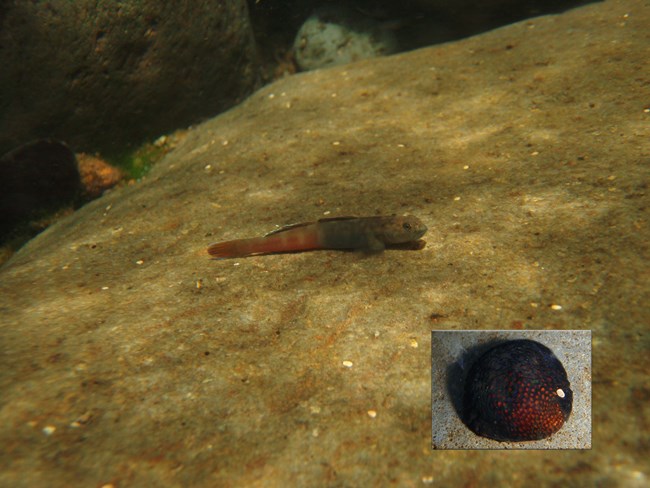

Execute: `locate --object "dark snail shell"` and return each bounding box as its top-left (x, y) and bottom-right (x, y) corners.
top-left (462, 339), bottom-right (572, 442)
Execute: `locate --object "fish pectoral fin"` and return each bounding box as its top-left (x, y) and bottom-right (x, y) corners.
top-left (364, 236), bottom-right (386, 252)
top-left (264, 221), bottom-right (316, 236)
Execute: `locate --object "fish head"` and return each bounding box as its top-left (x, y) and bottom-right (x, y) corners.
top-left (381, 215), bottom-right (428, 244)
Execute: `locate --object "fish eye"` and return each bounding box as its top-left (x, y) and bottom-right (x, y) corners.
top-left (403, 222), bottom-right (412, 230)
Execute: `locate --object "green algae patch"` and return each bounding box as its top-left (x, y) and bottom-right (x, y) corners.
top-left (111, 132), bottom-right (186, 180)
top-left (113, 141), bottom-right (166, 180)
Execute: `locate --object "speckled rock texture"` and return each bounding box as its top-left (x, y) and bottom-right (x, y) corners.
top-left (0, 0), bottom-right (259, 156)
top-left (294, 5), bottom-right (399, 71)
top-left (0, 0), bottom-right (648, 486)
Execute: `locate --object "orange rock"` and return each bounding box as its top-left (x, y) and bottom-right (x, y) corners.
top-left (76, 153), bottom-right (124, 199)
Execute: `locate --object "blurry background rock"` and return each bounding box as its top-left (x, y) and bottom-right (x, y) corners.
top-left (0, 0), bottom-right (260, 158)
top-left (76, 153), bottom-right (125, 200)
top-left (0, 140), bottom-right (80, 241)
top-left (0, 140), bottom-right (125, 264)
top-left (293, 5), bottom-right (399, 71)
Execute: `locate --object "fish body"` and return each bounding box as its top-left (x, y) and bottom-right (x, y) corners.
top-left (207, 215), bottom-right (427, 258)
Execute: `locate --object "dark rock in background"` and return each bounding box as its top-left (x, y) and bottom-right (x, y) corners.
top-left (0, 0), bottom-right (260, 157)
top-left (0, 139), bottom-right (80, 240)
top-left (0, 141), bottom-right (125, 255)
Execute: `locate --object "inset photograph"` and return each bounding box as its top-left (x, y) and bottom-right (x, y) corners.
top-left (431, 330), bottom-right (591, 449)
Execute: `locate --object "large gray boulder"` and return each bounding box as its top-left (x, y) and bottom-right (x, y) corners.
top-left (0, 0), bottom-right (647, 485)
top-left (0, 1), bottom-right (259, 156)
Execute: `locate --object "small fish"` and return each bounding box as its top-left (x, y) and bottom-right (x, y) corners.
top-left (207, 215), bottom-right (427, 258)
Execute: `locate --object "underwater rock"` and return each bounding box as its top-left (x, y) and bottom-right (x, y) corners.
top-left (0, 0), bottom-right (646, 484)
top-left (294, 5), bottom-right (398, 71)
top-left (0, 1), bottom-right (259, 156)
top-left (76, 153), bottom-right (124, 199)
top-left (462, 339), bottom-right (573, 442)
top-left (0, 139), bottom-right (80, 239)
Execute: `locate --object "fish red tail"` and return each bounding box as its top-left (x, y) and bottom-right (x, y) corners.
top-left (207, 237), bottom-right (263, 258)
top-left (208, 230), bottom-right (321, 258)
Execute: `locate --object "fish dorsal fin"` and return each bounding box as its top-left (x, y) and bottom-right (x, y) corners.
top-left (264, 221), bottom-right (317, 236)
top-left (316, 216), bottom-right (359, 223)
top-left (264, 216), bottom-right (362, 236)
